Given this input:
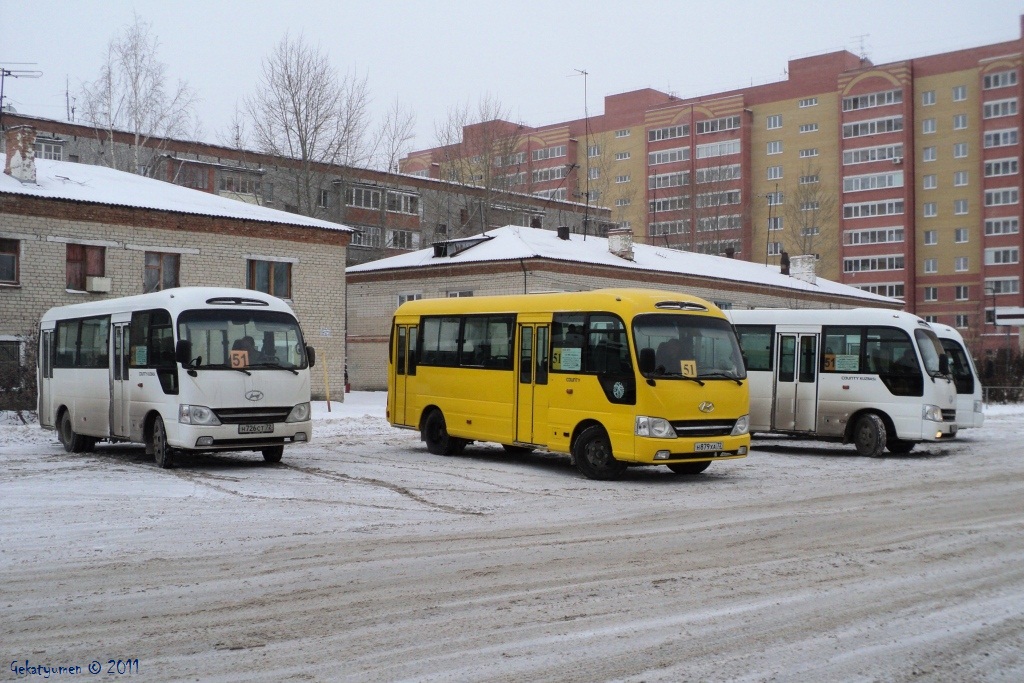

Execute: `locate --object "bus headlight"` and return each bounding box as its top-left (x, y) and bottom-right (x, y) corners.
top-left (635, 416), bottom-right (675, 438)
top-left (922, 404), bottom-right (943, 422)
top-left (731, 415), bottom-right (750, 436)
top-left (179, 404), bottom-right (221, 426)
top-left (286, 402), bottom-right (311, 423)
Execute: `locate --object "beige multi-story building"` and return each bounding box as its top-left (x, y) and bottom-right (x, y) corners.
top-left (403, 21), bottom-right (1024, 363)
top-left (0, 126), bottom-right (351, 404)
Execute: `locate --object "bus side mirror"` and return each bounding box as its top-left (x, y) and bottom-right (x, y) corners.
top-left (638, 348), bottom-right (655, 374)
top-left (175, 340), bottom-right (192, 365)
top-left (306, 345), bottom-right (316, 368)
top-left (939, 354), bottom-right (949, 376)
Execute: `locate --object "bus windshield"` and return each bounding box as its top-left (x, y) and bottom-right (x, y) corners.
top-left (914, 329), bottom-right (947, 378)
top-left (177, 309), bottom-right (308, 370)
top-left (633, 314), bottom-right (746, 380)
top-left (939, 338), bottom-right (975, 394)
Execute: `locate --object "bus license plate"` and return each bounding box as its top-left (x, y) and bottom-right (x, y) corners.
top-left (239, 423), bottom-right (274, 434)
top-left (694, 442), bottom-right (723, 452)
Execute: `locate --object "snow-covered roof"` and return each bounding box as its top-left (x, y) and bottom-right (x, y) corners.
top-left (347, 224), bottom-right (898, 305)
top-left (0, 158), bottom-right (353, 233)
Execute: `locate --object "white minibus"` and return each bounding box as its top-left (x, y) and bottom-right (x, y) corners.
top-left (931, 323), bottom-right (984, 429)
top-left (727, 308), bottom-right (958, 456)
top-left (38, 288), bottom-right (315, 467)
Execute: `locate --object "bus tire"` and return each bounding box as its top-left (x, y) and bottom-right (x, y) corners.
top-left (502, 444), bottom-right (534, 455)
top-left (262, 446), bottom-right (284, 463)
top-left (423, 409), bottom-right (464, 456)
top-left (573, 425), bottom-right (626, 480)
top-left (667, 461), bottom-right (711, 475)
top-left (152, 415), bottom-right (174, 469)
top-left (58, 410), bottom-right (93, 453)
top-left (886, 439), bottom-right (915, 454)
top-left (853, 413), bottom-right (886, 458)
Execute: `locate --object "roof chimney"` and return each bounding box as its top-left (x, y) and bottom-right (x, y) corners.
top-left (789, 254), bottom-right (817, 284)
top-left (606, 227), bottom-right (634, 261)
top-left (4, 125), bottom-right (37, 184)
top-left (779, 251), bottom-right (790, 275)
top-left (556, 225), bottom-right (570, 240)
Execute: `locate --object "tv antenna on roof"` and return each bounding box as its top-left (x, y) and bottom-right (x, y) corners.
top-left (852, 34), bottom-right (870, 61)
top-left (0, 62), bottom-right (43, 130)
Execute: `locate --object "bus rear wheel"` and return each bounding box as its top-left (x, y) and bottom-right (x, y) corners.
top-left (573, 425), bottom-right (626, 480)
top-left (423, 410), bottom-right (465, 456)
top-left (667, 461), bottom-right (711, 475)
top-left (151, 415), bottom-right (174, 469)
top-left (262, 446), bottom-right (284, 463)
top-left (58, 410), bottom-right (94, 453)
top-left (853, 413), bottom-right (887, 458)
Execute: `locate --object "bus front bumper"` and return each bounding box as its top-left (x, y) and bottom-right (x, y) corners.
top-left (168, 420), bottom-right (313, 451)
top-left (632, 434), bottom-right (750, 464)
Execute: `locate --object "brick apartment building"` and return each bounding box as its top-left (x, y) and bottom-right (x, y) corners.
top-left (402, 19), bottom-right (1024, 362)
top-left (0, 126), bottom-right (351, 402)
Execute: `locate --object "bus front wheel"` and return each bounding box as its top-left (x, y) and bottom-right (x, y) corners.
top-left (262, 446), bottom-right (284, 463)
top-left (152, 415), bottom-right (174, 469)
top-left (58, 410), bottom-right (94, 453)
top-left (423, 410), bottom-right (465, 456)
top-left (573, 426), bottom-right (626, 480)
top-left (853, 414), bottom-right (887, 458)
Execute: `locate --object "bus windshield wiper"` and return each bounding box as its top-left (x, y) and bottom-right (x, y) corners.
top-left (249, 362), bottom-right (299, 375)
top-left (653, 368), bottom-right (705, 386)
top-left (698, 372), bottom-right (744, 386)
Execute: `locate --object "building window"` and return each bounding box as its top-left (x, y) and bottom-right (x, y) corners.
top-left (953, 142), bottom-right (968, 158)
top-left (615, 129), bottom-right (630, 138)
top-left (985, 247), bottom-right (1020, 265)
top-left (923, 146), bottom-right (936, 162)
top-left (799, 123), bottom-right (818, 133)
top-left (800, 174), bottom-right (820, 185)
top-left (352, 225), bottom-right (382, 248)
top-left (615, 174), bottom-right (630, 184)
top-left (845, 227), bottom-right (904, 245)
top-left (767, 191), bottom-right (784, 206)
top-left (843, 170), bottom-right (904, 192)
top-left (768, 217), bottom-right (783, 231)
top-left (983, 70), bottom-right (1017, 90)
top-left (924, 286), bottom-right (938, 302)
top-left (144, 252), bottom-right (180, 293)
top-left (843, 88), bottom-right (903, 111)
top-left (843, 255), bottom-right (905, 272)
top-left (0, 238), bottom-right (19, 285)
top-left (447, 290), bottom-right (473, 298)
top-left (613, 151), bottom-right (631, 162)
top-left (922, 90), bottom-right (936, 105)
top-left (218, 173), bottom-right (262, 195)
top-left (766, 115), bottom-right (782, 130)
top-left (985, 218), bottom-right (1019, 236)
top-left (923, 174), bottom-right (937, 189)
top-left (615, 198), bottom-right (631, 207)
top-left (984, 158), bottom-right (1018, 177)
top-left (953, 114), bottom-right (967, 130)
top-left (799, 97), bottom-right (818, 108)
top-left (66, 244), bottom-right (105, 291)
top-left (766, 141), bottom-right (782, 155)
top-left (588, 144), bottom-right (601, 157)
top-left (397, 292), bottom-right (423, 306)
top-left (953, 85), bottom-right (967, 101)
top-left (696, 139), bottom-right (740, 159)
top-left (531, 145), bottom-right (567, 161)
top-left (648, 146), bottom-right (690, 165)
top-left (954, 228), bottom-right (968, 243)
top-left (34, 139), bottom-right (64, 160)
top-left (247, 259), bottom-right (291, 299)
top-left (955, 314), bottom-right (969, 329)
top-left (953, 171), bottom-right (968, 186)
top-left (844, 143), bottom-right (904, 165)
top-left (983, 98), bottom-right (1018, 119)
top-left (955, 285), bottom-right (969, 301)
top-left (799, 148), bottom-right (819, 158)
top-left (922, 118), bottom-right (936, 134)
top-left (767, 242), bottom-right (783, 256)
top-left (388, 229), bottom-right (419, 250)
top-left (843, 199), bottom-right (904, 219)
top-left (588, 167), bottom-right (601, 180)
top-left (986, 277), bottom-right (1020, 295)
top-left (923, 202), bottom-right (937, 217)
top-left (767, 165), bottom-right (782, 180)
top-left (954, 257), bottom-right (968, 272)
top-left (842, 116), bottom-right (903, 138)
top-left (648, 125), bottom-right (688, 142)
top-left (924, 230), bottom-right (937, 245)
top-left (954, 199), bottom-right (968, 215)
top-left (985, 188), bottom-right (1020, 206)
top-left (984, 129), bottom-right (1019, 148)
top-left (924, 258), bottom-right (937, 274)
top-left (346, 187), bottom-right (381, 209)
top-left (696, 116), bottom-right (741, 134)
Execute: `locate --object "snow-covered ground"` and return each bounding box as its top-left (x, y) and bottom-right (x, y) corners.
top-left (2, 394), bottom-right (1022, 682)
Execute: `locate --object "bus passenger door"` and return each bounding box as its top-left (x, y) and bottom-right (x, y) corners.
top-left (110, 323), bottom-right (131, 437)
top-left (516, 324), bottom-right (549, 445)
top-left (773, 333), bottom-right (818, 432)
top-left (390, 325), bottom-right (416, 427)
top-left (38, 330), bottom-right (55, 428)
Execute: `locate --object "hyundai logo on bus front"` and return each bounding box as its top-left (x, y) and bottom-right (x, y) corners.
top-left (698, 402), bottom-right (715, 413)
top-left (245, 391), bottom-right (264, 402)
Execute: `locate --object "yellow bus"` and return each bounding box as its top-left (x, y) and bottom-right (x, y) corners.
top-left (388, 288), bottom-right (750, 479)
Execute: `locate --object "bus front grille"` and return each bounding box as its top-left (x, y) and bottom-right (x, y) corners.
top-left (214, 407), bottom-right (292, 424)
top-left (941, 409), bottom-right (956, 422)
top-left (670, 419), bottom-right (737, 438)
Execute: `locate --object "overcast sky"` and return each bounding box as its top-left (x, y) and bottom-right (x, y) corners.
top-left (3, 0), bottom-right (1022, 152)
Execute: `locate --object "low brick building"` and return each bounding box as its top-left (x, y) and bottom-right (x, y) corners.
top-left (345, 225), bottom-right (900, 390)
top-left (0, 126), bottom-right (352, 403)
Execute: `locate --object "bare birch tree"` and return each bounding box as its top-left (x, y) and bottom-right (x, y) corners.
top-left (783, 162), bottom-right (839, 277)
top-left (80, 14), bottom-right (199, 175)
top-left (244, 33), bottom-right (372, 219)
